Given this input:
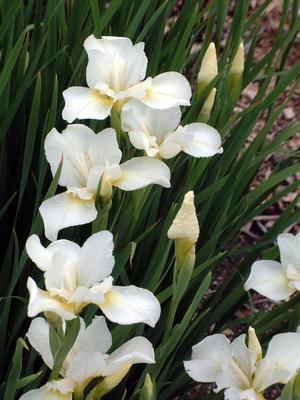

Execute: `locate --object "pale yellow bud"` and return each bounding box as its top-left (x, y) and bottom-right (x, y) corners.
top-left (140, 374), bottom-right (156, 400)
top-left (167, 191), bottom-right (199, 243)
top-left (201, 88), bottom-right (216, 116)
top-left (100, 171), bottom-right (112, 200)
top-left (198, 43), bottom-right (218, 84)
top-left (90, 364), bottom-right (131, 398)
top-left (248, 327), bottom-right (262, 361)
top-left (231, 43), bottom-right (244, 75)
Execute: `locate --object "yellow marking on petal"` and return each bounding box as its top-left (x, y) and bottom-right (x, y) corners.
top-left (91, 90), bottom-right (114, 106)
top-left (66, 191), bottom-right (95, 205)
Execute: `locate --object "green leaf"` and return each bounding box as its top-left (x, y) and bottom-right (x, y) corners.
top-left (49, 318), bottom-right (80, 380)
top-left (4, 338), bottom-right (26, 400)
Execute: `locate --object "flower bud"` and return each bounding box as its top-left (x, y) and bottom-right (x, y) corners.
top-left (91, 364), bottom-right (131, 398)
top-left (231, 43), bottom-right (244, 76)
top-left (197, 43), bottom-right (218, 84)
top-left (228, 43), bottom-right (244, 105)
top-left (139, 374), bottom-right (156, 400)
top-left (198, 88), bottom-right (216, 123)
top-left (248, 327), bottom-right (262, 361)
top-left (168, 191), bottom-right (199, 284)
top-left (168, 191), bottom-right (199, 244)
top-left (100, 171), bottom-right (112, 203)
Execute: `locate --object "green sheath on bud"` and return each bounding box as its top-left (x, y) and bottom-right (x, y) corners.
top-left (229, 43), bottom-right (244, 104)
top-left (198, 88), bottom-right (216, 123)
top-left (139, 374), bottom-right (157, 400)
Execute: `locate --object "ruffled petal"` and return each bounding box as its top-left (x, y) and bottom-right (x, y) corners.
top-left (78, 231), bottom-right (115, 286)
top-left (19, 384), bottom-right (72, 400)
top-left (27, 317), bottom-right (53, 369)
top-left (253, 332), bottom-right (300, 392)
top-left (121, 99), bottom-right (182, 141)
top-left (27, 277), bottom-right (76, 320)
top-left (39, 191), bottom-right (97, 241)
top-left (100, 285), bottom-right (161, 327)
top-left (26, 234), bottom-right (52, 272)
top-left (182, 123), bottom-right (223, 157)
top-left (88, 128), bottom-right (122, 167)
top-left (62, 87), bottom-right (113, 123)
top-left (278, 233), bottom-right (300, 271)
top-left (73, 316), bottom-right (112, 355)
top-left (44, 125), bottom-right (94, 187)
top-left (141, 72), bottom-right (191, 109)
top-left (184, 334), bottom-right (231, 383)
top-left (104, 337), bottom-right (155, 375)
top-left (84, 36), bottom-right (147, 90)
top-left (116, 157), bottom-right (171, 190)
top-left (244, 260), bottom-right (294, 301)
top-left (66, 351), bottom-right (106, 387)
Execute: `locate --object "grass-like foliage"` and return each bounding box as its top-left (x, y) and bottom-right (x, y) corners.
top-left (0, 0), bottom-right (300, 399)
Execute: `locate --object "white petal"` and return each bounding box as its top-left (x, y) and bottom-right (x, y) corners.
top-left (68, 277), bottom-right (113, 309)
top-left (44, 125), bottom-right (94, 188)
top-left (62, 87), bottom-right (113, 123)
top-left (158, 142), bottom-right (182, 159)
top-left (100, 285), bottom-right (161, 327)
top-left (104, 337), bottom-right (155, 375)
top-left (66, 351), bottom-right (106, 386)
top-left (115, 79), bottom-right (151, 101)
top-left (244, 260), bottom-right (295, 301)
top-left (141, 72), bottom-right (191, 109)
top-left (88, 128), bottom-right (122, 167)
top-left (27, 318), bottom-right (53, 369)
top-left (84, 36), bottom-right (147, 90)
top-left (45, 380), bottom-right (74, 395)
top-left (86, 49), bottom-right (114, 89)
top-left (116, 157), bottom-right (171, 190)
top-left (278, 233), bottom-right (300, 270)
top-left (26, 235), bottom-right (52, 272)
top-left (47, 239), bottom-right (81, 264)
top-left (27, 277), bottom-right (76, 320)
top-left (44, 251), bottom-right (78, 298)
top-left (230, 335), bottom-right (256, 385)
top-left (224, 388), bottom-right (261, 400)
top-left (121, 99), bottom-right (182, 141)
top-left (182, 123), bottom-right (223, 157)
top-left (39, 191), bottom-right (97, 241)
top-left (68, 285), bottom-right (106, 307)
top-left (254, 332), bottom-right (300, 393)
top-left (78, 231), bottom-right (115, 286)
top-left (184, 334), bottom-right (231, 382)
top-left (128, 130), bottom-right (153, 153)
top-left (19, 385), bottom-right (72, 400)
top-left (73, 316), bottom-right (112, 355)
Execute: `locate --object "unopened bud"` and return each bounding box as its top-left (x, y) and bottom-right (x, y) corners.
top-left (139, 374), bottom-right (156, 400)
top-left (100, 172), bottom-right (112, 203)
top-left (198, 43), bottom-right (218, 84)
top-left (248, 327), bottom-right (262, 361)
top-left (168, 191), bottom-right (199, 243)
top-left (231, 43), bottom-right (244, 76)
top-left (91, 364), bottom-right (131, 398)
top-left (198, 88), bottom-right (216, 123)
top-left (168, 191), bottom-right (199, 270)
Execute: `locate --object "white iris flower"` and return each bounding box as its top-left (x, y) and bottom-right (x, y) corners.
top-left (121, 99), bottom-right (223, 159)
top-left (39, 124), bottom-right (170, 241)
top-left (62, 35), bottom-right (191, 123)
top-left (19, 316), bottom-right (155, 399)
top-left (184, 327), bottom-right (300, 400)
top-left (26, 231), bottom-right (161, 326)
